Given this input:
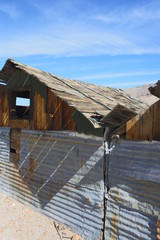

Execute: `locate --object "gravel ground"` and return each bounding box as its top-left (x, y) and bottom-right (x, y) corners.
top-left (0, 192), bottom-right (83, 240)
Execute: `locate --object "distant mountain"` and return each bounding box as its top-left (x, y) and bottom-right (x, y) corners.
top-left (124, 84), bottom-right (158, 106)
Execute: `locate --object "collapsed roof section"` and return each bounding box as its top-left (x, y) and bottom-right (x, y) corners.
top-left (0, 59), bottom-right (147, 128)
top-left (149, 80), bottom-right (160, 98)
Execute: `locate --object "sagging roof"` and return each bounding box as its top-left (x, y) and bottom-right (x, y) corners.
top-left (149, 80), bottom-right (160, 98)
top-left (0, 59), bottom-right (147, 128)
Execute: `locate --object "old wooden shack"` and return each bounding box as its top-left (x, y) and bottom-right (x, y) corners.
top-left (0, 59), bottom-right (147, 239)
top-left (0, 59), bottom-right (146, 158)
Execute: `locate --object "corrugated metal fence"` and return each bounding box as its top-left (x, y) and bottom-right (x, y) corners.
top-left (1, 128), bottom-right (160, 240)
top-left (0, 128), bottom-right (104, 240)
top-left (105, 139), bottom-right (160, 240)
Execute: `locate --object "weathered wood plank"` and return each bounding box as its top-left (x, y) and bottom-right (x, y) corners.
top-left (36, 92), bottom-right (41, 130)
top-left (47, 89), bottom-right (76, 131)
top-left (33, 91), bottom-right (48, 130)
top-left (126, 115), bottom-right (138, 139)
top-left (2, 90), bottom-right (9, 127)
top-left (10, 128), bottom-right (21, 162)
top-left (33, 92), bottom-right (37, 129)
top-left (40, 96), bottom-right (47, 130)
top-left (62, 102), bottom-right (76, 130)
top-left (0, 96), bottom-right (2, 125)
top-left (126, 100), bottom-right (160, 140)
top-left (10, 119), bottom-right (30, 129)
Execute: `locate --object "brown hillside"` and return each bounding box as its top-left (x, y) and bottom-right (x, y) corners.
top-left (124, 84), bottom-right (158, 106)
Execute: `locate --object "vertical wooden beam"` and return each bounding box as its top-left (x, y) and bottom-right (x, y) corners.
top-left (10, 128), bottom-right (21, 163)
top-left (3, 92), bottom-right (9, 126)
top-left (33, 92), bottom-right (37, 129)
top-left (0, 95), bottom-right (2, 125)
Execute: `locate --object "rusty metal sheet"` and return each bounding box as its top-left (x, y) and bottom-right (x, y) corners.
top-left (105, 139), bottom-right (160, 240)
top-left (0, 129), bottom-right (104, 240)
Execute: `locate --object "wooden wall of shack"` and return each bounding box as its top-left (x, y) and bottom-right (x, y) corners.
top-left (46, 89), bottom-right (76, 131)
top-left (2, 68), bottom-right (160, 141)
top-left (0, 72), bottom-right (77, 162)
top-left (0, 85), bottom-right (9, 127)
top-left (0, 87), bottom-right (76, 132)
top-left (32, 88), bottom-right (76, 131)
top-left (126, 99), bottom-right (160, 140)
top-left (1, 68), bottom-right (77, 132)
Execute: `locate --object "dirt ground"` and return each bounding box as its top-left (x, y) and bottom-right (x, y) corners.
top-left (0, 192), bottom-right (83, 240)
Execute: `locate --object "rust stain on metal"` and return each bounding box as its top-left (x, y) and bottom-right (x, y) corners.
top-left (29, 159), bottom-right (34, 172)
top-left (24, 168), bottom-right (28, 182)
top-left (157, 216), bottom-right (160, 240)
top-left (114, 190), bottom-right (118, 202)
top-left (111, 212), bottom-right (118, 240)
top-left (112, 212), bottom-right (117, 227)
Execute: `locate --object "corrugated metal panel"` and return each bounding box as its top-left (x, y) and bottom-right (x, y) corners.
top-left (105, 139), bottom-right (160, 240)
top-left (0, 127), bottom-right (10, 163)
top-left (0, 127), bottom-right (10, 194)
top-left (0, 129), bottom-right (104, 240)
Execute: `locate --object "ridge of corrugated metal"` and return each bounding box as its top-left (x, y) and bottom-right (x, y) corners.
top-left (0, 128), bottom-right (104, 240)
top-left (0, 127), bottom-right (10, 193)
top-left (105, 139), bottom-right (160, 240)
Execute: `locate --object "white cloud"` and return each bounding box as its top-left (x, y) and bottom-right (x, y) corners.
top-left (77, 71), bottom-right (160, 81)
top-left (0, 3), bottom-right (20, 19)
top-left (94, 14), bottom-right (119, 23)
top-left (131, 4), bottom-right (160, 21)
top-left (95, 1), bottom-right (160, 24)
top-left (1, 25), bottom-right (160, 58)
top-left (28, 1), bottom-right (54, 19)
top-left (1, 1), bottom-right (160, 57)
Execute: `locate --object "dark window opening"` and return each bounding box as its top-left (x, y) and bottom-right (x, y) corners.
top-left (10, 148), bottom-right (16, 153)
top-left (10, 91), bottom-right (31, 119)
top-left (16, 91), bottom-right (30, 119)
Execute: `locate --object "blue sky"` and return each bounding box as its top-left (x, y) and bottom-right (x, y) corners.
top-left (0, 0), bottom-right (160, 88)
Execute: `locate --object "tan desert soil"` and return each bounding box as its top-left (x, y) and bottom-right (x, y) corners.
top-left (0, 192), bottom-right (83, 240)
top-left (124, 84), bottom-right (158, 106)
